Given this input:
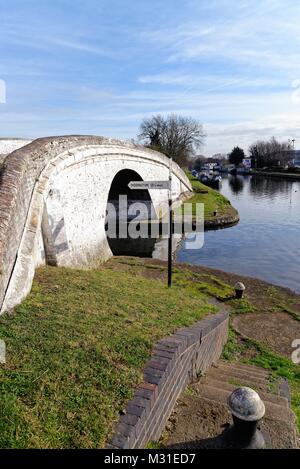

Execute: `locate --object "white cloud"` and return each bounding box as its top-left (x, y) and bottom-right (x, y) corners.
top-left (138, 73), bottom-right (284, 91)
top-left (1, 0), bottom-right (300, 156)
top-left (0, 79), bottom-right (6, 104)
top-left (141, 1), bottom-right (300, 77)
top-left (0, 22), bottom-right (117, 59)
top-left (138, 73), bottom-right (193, 85)
top-left (2, 84), bottom-right (300, 155)
top-left (47, 38), bottom-right (117, 58)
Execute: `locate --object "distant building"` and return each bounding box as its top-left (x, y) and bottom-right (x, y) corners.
top-left (291, 150), bottom-right (300, 167)
top-left (202, 162), bottom-right (219, 170)
top-left (242, 158), bottom-right (252, 169)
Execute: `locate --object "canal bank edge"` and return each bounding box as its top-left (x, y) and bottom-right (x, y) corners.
top-left (184, 172), bottom-right (240, 230)
top-left (203, 205), bottom-right (239, 230)
top-left (252, 170), bottom-right (300, 180)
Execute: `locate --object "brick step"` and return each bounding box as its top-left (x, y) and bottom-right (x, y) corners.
top-left (206, 368), bottom-right (270, 392)
top-left (195, 384), bottom-right (295, 425)
top-left (215, 360), bottom-right (270, 379)
top-left (198, 377), bottom-right (289, 408)
top-left (210, 367), bottom-right (271, 385)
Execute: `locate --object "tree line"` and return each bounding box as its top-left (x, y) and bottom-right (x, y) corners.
top-left (137, 113), bottom-right (294, 169)
top-left (227, 138), bottom-right (293, 168)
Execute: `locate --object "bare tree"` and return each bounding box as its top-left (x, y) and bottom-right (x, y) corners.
top-left (249, 137), bottom-right (292, 168)
top-left (138, 114), bottom-right (205, 166)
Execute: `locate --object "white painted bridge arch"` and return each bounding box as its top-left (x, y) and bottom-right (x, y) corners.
top-left (0, 136), bottom-right (191, 312)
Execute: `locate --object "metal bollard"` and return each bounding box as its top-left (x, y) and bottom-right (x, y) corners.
top-left (226, 387), bottom-right (267, 449)
top-left (234, 282), bottom-right (246, 299)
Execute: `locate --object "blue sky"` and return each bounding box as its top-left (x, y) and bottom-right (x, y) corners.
top-left (1, 0), bottom-right (300, 155)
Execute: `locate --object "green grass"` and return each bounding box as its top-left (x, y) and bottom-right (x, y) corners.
top-left (182, 171), bottom-right (233, 220)
top-left (1, 257), bottom-right (300, 447)
top-left (172, 269), bottom-right (256, 315)
top-left (0, 265), bottom-right (214, 448)
top-left (227, 377), bottom-right (260, 392)
top-left (146, 440), bottom-right (164, 449)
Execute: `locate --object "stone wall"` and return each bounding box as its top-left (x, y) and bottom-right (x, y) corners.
top-left (0, 136), bottom-right (191, 313)
top-left (108, 310), bottom-right (229, 449)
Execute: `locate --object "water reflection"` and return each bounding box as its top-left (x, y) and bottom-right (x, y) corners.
top-left (108, 231), bottom-right (183, 261)
top-left (108, 174), bottom-right (300, 293)
top-left (249, 175), bottom-right (292, 199)
top-left (177, 175), bottom-right (300, 293)
top-left (228, 176), bottom-right (244, 194)
top-left (108, 236), bottom-right (157, 258)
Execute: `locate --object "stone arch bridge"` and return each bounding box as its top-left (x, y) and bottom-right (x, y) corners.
top-left (0, 136), bottom-right (191, 313)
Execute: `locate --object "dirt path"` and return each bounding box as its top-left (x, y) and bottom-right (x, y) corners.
top-left (232, 312), bottom-right (300, 357)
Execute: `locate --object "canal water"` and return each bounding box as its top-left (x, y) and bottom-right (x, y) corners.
top-left (177, 175), bottom-right (300, 293)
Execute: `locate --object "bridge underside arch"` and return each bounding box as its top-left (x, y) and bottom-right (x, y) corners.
top-left (107, 168), bottom-right (154, 221)
top-left (106, 168), bottom-right (157, 257)
top-left (108, 169), bottom-right (151, 202)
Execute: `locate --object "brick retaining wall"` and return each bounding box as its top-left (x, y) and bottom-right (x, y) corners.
top-left (108, 310), bottom-right (229, 449)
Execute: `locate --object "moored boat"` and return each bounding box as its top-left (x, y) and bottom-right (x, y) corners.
top-left (199, 173), bottom-right (222, 189)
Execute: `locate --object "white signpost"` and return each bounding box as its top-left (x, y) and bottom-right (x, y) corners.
top-left (128, 158), bottom-right (173, 287)
top-left (128, 180), bottom-right (170, 190)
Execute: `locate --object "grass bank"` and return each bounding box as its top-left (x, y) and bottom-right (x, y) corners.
top-left (0, 257), bottom-right (299, 447)
top-left (0, 262), bottom-right (214, 448)
top-left (183, 171), bottom-right (239, 226)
